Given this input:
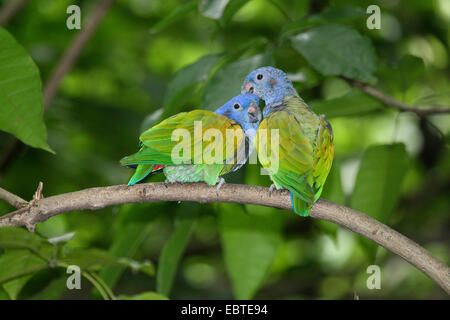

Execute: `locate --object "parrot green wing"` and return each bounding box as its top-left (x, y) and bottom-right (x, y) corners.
top-left (311, 115), bottom-right (334, 201)
top-left (120, 110), bottom-right (245, 170)
top-left (258, 110), bottom-right (315, 201)
top-left (257, 99), bottom-right (334, 216)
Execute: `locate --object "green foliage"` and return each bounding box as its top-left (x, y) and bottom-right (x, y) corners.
top-left (318, 164), bottom-right (346, 238)
top-left (117, 258), bottom-right (155, 277)
top-left (156, 206), bottom-right (198, 297)
top-left (29, 277), bottom-right (68, 300)
top-left (150, 0), bottom-right (200, 34)
top-left (281, 5), bottom-right (366, 36)
top-left (219, 203), bottom-right (283, 299)
top-left (0, 28), bottom-right (53, 153)
top-left (198, 0), bottom-right (250, 24)
top-left (310, 89), bottom-right (383, 118)
top-left (98, 223), bottom-right (153, 290)
top-left (0, 249), bottom-right (48, 286)
top-left (380, 55), bottom-right (425, 95)
top-left (96, 203), bottom-right (161, 298)
top-left (351, 144), bottom-right (409, 261)
top-left (203, 53), bottom-right (273, 109)
top-left (0, 227), bottom-right (54, 299)
top-left (291, 25), bottom-right (376, 82)
top-left (162, 53), bottom-right (223, 117)
top-left (0, 227), bottom-right (53, 259)
top-left (61, 248), bottom-right (116, 271)
top-left (199, 0), bottom-right (232, 20)
top-left (121, 291), bottom-right (168, 300)
top-left (0, 227), bottom-right (155, 300)
top-left (220, 0), bottom-right (251, 25)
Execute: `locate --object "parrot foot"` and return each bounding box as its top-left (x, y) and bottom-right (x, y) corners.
top-left (268, 184), bottom-right (277, 197)
top-left (216, 177), bottom-right (226, 196)
top-left (164, 179), bottom-right (170, 188)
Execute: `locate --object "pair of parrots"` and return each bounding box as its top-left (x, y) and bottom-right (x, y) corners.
top-left (121, 67), bottom-right (334, 216)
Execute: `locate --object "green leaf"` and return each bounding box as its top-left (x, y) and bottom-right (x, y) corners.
top-left (317, 164), bottom-right (345, 238)
top-left (97, 204), bottom-right (158, 293)
top-left (321, 164), bottom-right (345, 205)
top-left (162, 53), bottom-right (223, 117)
top-left (157, 205), bottom-right (198, 297)
top-left (98, 223), bottom-right (152, 288)
top-left (120, 291), bottom-right (169, 300)
top-left (0, 249), bottom-right (48, 284)
top-left (282, 6), bottom-right (366, 36)
top-left (220, 0), bottom-right (250, 24)
top-left (379, 55), bottom-right (425, 94)
top-left (35, 214), bottom-right (68, 239)
top-left (0, 286), bottom-right (10, 300)
top-left (318, 5), bottom-right (365, 21)
top-left (30, 276), bottom-right (67, 300)
top-left (62, 248), bottom-right (116, 271)
top-left (219, 203), bottom-right (283, 299)
top-left (0, 227), bottom-right (53, 260)
top-left (310, 89), bottom-right (383, 118)
top-left (199, 0), bottom-right (231, 20)
top-left (202, 53), bottom-right (273, 109)
top-left (2, 275), bottom-right (32, 299)
top-left (117, 257), bottom-right (155, 277)
top-left (47, 232), bottom-right (76, 245)
top-left (350, 144), bottom-right (409, 261)
top-left (0, 228), bottom-right (53, 296)
top-left (395, 55), bottom-right (425, 91)
top-left (140, 108), bottom-right (163, 132)
top-left (291, 24), bottom-right (376, 82)
top-left (95, 204), bottom-right (159, 299)
top-left (0, 28), bottom-right (53, 153)
top-left (150, 0), bottom-right (199, 34)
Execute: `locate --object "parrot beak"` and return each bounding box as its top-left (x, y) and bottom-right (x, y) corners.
top-left (248, 102), bottom-right (262, 123)
top-left (242, 79), bottom-right (254, 94)
top-left (246, 83), bottom-right (254, 94)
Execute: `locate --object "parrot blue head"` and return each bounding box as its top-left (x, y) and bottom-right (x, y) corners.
top-left (215, 93), bottom-right (262, 134)
top-left (241, 66), bottom-right (299, 117)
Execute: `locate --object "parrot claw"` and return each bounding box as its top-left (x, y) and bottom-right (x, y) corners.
top-left (164, 180), bottom-right (170, 188)
top-left (216, 178), bottom-right (226, 196)
top-left (268, 184), bottom-right (277, 197)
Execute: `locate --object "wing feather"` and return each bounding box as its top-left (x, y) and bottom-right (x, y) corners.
top-left (120, 110), bottom-right (245, 168)
top-left (257, 108), bottom-right (334, 205)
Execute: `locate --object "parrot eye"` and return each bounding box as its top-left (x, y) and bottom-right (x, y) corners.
top-left (256, 74), bottom-right (263, 80)
top-left (233, 103), bottom-right (241, 110)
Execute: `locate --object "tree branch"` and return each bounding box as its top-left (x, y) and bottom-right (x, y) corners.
top-left (0, 186), bottom-right (27, 208)
top-left (0, 0), bottom-right (29, 26)
top-left (348, 79), bottom-right (450, 116)
top-left (0, 182), bottom-right (448, 294)
top-left (0, 0), bottom-right (115, 176)
top-left (43, 0), bottom-right (115, 109)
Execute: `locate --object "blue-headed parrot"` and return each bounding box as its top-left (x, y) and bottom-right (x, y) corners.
top-left (242, 67), bottom-right (334, 216)
top-left (120, 93), bottom-right (262, 194)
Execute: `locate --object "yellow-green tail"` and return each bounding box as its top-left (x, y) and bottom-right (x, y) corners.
top-left (291, 193), bottom-right (311, 217)
top-left (128, 164), bottom-right (164, 185)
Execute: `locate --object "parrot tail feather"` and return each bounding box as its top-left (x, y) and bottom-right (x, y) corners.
top-left (290, 193), bottom-right (311, 217)
top-left (128, 164), bottom-right (165, 185)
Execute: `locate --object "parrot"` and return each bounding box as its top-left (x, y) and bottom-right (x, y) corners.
top-left (120, 93), bottom-right (262, 193)
top-left (241, 66), bottom-right (334, 216)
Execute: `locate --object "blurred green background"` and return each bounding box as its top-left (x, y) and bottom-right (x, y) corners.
top-left (0, 0), bottom-right (449, 300)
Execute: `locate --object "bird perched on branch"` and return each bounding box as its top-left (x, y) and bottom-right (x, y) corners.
top-left (242, 67), bottom-right (334, 216)
top-left (121, 93), bottom-right (262, 194)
